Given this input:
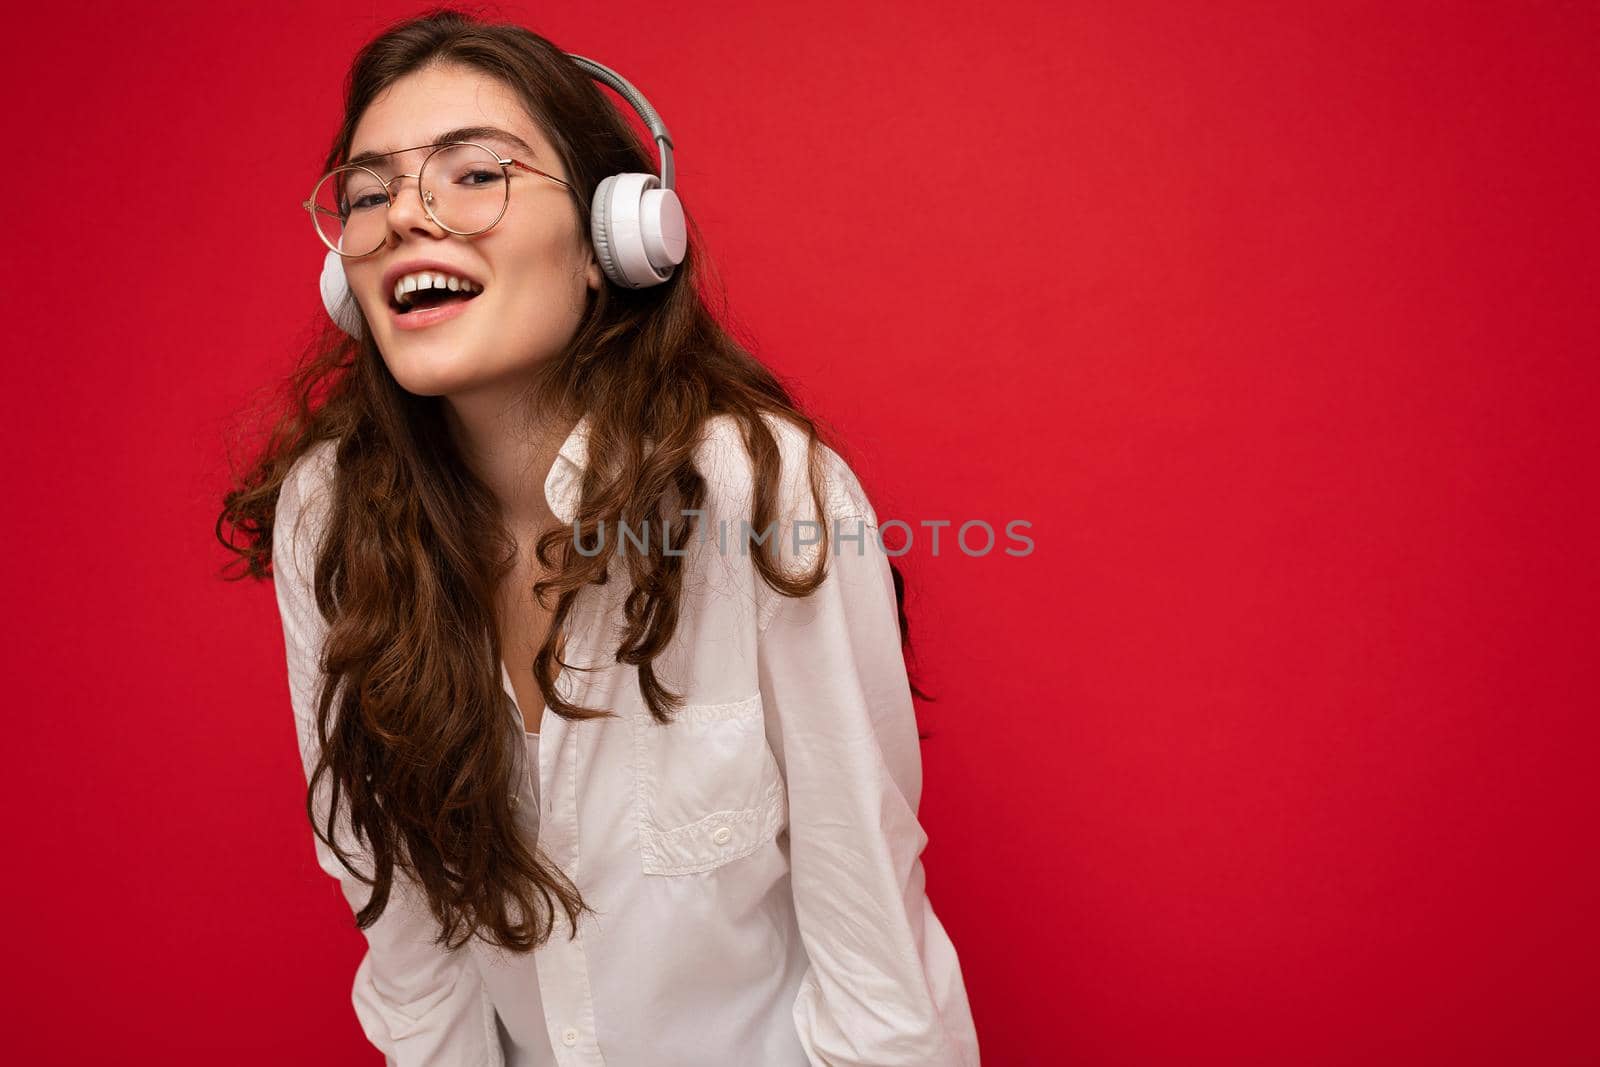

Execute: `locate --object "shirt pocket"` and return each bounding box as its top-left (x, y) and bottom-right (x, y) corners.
top-left (631, 692), bottom-right (788, 876)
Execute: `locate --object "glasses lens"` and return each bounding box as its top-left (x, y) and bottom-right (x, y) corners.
top-left (420, 143), bottom-right (509, 235)
top-left (312, 165), bottom-right (389, 256)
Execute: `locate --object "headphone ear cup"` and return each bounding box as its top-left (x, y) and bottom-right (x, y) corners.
top-left (590, 172), bottom-right (684, 288)
top-left (640, 184), bottom-right (687, 275)
top-left (320, 248), bottom-right (363, 338)
top-left (589, 174), bottom-right (625, 288)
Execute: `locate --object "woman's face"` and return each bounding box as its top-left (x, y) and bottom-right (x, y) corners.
top-left (343, 62), bottom-right (601, 398)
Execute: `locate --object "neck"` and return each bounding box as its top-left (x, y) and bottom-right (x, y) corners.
top-left (443, 378), bottom-right (578, 532)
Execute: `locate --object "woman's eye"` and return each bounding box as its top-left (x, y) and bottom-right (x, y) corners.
top-left (349, 193), bottom-right (387, 210)
top-left (463, 169), bottom-right (502, 186)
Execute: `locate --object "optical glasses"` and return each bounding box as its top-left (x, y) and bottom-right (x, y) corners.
top-left (303, 140), bottom-right (578, 258)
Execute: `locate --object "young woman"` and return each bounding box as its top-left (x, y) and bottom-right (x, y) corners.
top-left (222, 10), bottom-right (979, 1065)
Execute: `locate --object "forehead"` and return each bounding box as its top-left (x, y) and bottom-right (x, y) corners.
top-left (347, 64), bottom-right (551, 168)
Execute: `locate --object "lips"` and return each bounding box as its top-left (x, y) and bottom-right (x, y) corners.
top-left (388, 289), bottom-right (480, 331)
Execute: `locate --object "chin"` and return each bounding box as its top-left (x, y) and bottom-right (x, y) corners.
top-left (381, 351), bottom-right (499, 398)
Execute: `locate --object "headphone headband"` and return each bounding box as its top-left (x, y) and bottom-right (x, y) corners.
top-left (565, 54), bottom-right (676, 191)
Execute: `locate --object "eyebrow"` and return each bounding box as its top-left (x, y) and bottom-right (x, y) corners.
top-left (347, 125), bottom-right (536, 167)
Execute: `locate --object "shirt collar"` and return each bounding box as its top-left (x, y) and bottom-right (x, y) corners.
top-left (543, 412), bottom-right (591, 525)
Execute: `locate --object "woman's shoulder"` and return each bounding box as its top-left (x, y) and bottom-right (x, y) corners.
top-left (273, 437), bottom-right (340, 582)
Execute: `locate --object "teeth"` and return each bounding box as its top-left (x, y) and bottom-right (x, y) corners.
top-left (392, 271), bottom-right (482, 307)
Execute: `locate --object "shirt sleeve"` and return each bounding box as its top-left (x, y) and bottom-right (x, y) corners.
top-left (272, 446), bottom-right (505, 1067)
top-left (753, 451), bottom-right (982, 1067)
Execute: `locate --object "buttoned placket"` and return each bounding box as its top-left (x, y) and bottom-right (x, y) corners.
top-left (489, 417), bottom-right (609, 1065)
top-left (500, 647), bottom-right (607, 1065)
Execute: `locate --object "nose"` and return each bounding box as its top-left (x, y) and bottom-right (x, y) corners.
top-left (384, 172), bottom-right (445, 237)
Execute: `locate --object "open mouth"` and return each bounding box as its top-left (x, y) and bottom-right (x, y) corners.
top-left (389, 277), bottom-right (486, 316)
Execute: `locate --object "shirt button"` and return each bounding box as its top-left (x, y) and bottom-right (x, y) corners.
top-left (711, 825), bottom-right (733, 845)
top-left (562, 1026), bottom-right (579, 1047)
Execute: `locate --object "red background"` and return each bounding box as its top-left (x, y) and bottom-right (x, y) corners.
top-left (4, 2), bottom-right (1595, 1063)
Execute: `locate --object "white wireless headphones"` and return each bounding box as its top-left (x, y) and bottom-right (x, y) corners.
top-left (319, 53), bottom-right (688, 337)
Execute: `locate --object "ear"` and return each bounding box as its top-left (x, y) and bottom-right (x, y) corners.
top-left (585, 253), bottom-right (603, 291)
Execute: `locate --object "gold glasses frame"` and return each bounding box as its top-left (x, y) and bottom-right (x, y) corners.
top-left (302, 140), bottom-right (578, 258)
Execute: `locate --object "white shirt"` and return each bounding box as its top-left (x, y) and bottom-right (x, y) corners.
top-left (272, 411), bottom-right (981, 1066)
top-left (517, 728), bottom-right (558, 1065)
